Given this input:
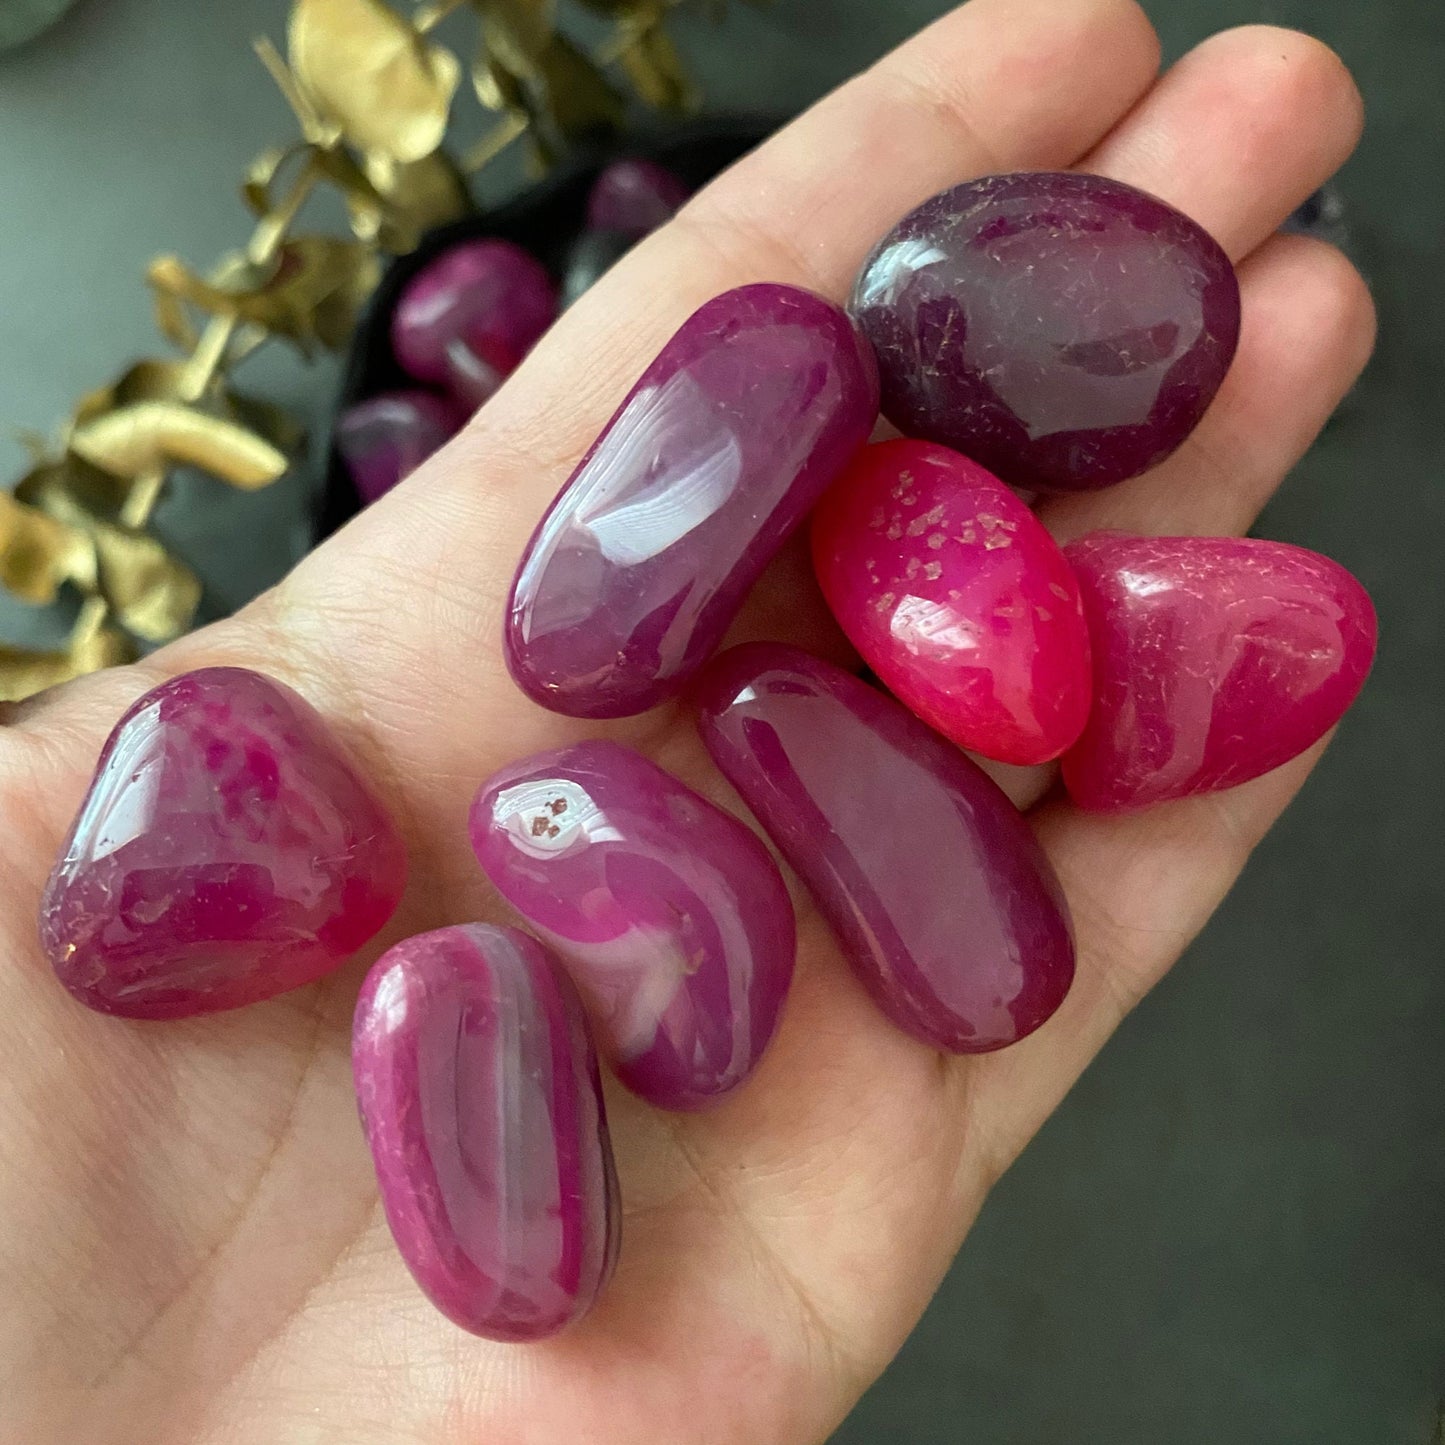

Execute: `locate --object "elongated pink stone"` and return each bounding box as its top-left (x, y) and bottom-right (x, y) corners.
top-left (1062, 533), bottom-right (1378, 811)
top-left (470, 741), bottom-right (795, 1110)
top-left (40, 667), bottom-right (406, 1019)
top-left (852, 172), bottom-right (1241, 492)
top-left (506, 283), bottom-right (880, 718)
top-left (694, 644), bottom-right (1075, 1053)
top-left (812, 439), bottom-right (1091, 765)
top-left (390, 239), bottom-right (557, 407)
top-left (336, 390), bottom-right (466, 503)
top-left (353, 924), bottom-right (619, 1341)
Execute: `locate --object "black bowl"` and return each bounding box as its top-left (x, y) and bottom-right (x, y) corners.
top-left (317, 116), bottom-right (775, 538)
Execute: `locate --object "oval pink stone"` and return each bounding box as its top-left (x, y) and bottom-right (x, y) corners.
top-left (812, 439), bottom-right (1091, 765)
top-left (506, 283), bottom-right (880, 718)
top-left (585, 158), bottom-right (689, 239)
top-left (1062, 532), bottom-right (1378, 811)
top-left (694, 644), bottom-right (1075, 1054)
top-left (40, 667), bottom-right (407, 1019)
top-left (354, 924), bottom-right (619, 1341)
top-left (470, 741), bottom-right (795, 1110)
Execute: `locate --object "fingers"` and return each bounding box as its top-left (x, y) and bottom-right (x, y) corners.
top-left (1037, 25), bottom-right (1372, 545)
top-left (1082, 26), bottom-right (1363, 259)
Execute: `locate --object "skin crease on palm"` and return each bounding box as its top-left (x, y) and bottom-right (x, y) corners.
top-left (0, 1), bottom-right (1377, 1441)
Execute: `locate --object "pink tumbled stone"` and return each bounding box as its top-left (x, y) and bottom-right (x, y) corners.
top-left (354, 924), bottom-right (619, 1341)
top-left (335, 390), bottom-right (465, 504)
top-left (695, 644), bottom-right (1075, 1054)
top-left (470, 741), bottom-right (795, 1110)
top-left (390, 238), bottom-right (557, 407)
top-left (585, 159), bottom-right (690, 239)
top-left (506, 283), bottom-right (879, 718)
top-left (812, 439), bottom-right (1091, 765)
top-left (40, 667), bottom-right (407, 1019)
top-left (1062, 533), bottom-right (1378, 811)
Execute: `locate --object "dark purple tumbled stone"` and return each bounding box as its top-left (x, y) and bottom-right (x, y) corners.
top-left (354, 924), bottom-right (619, 1341)
top-left (585, 159), bottom-right (690, 239)
top-left (506, 283), bottom-right (880, 718)
top-left (851, 171), bottom-right (1242, 492)
top-left (470, 741), bottom-right (795, 1110)
top-left (335, 390), bottom-right (465, 504)
top-left (694, 643), bottom-right (1075, 1053)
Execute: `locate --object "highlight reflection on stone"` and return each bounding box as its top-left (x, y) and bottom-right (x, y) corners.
top-left (1062, 532), bottom-right (1378, 811)
top-left (695, 644), bottom-right (1075, 1053)
top-left (506, 283), bottom-right (879, 718)
top-left (40, 667), bottom-right (406, 1018)
top-left (354, 924), bottom-right (619, 1341)
top-left (812, 439), bottom-right (1091, 764)
top-left (851, 172), bottom-right (1241, 492)
top-left (471, 741), bottom-right (795, 1110)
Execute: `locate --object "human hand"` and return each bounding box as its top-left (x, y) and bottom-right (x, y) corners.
top-left (0, 2), bottom-right (1373, 1440)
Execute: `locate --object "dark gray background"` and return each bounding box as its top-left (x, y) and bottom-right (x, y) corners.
top-left (1, 1), bottom-right (1441, 1441)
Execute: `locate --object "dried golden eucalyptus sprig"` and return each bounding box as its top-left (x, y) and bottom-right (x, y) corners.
top-left (1, 0), bottom-right (741, 701)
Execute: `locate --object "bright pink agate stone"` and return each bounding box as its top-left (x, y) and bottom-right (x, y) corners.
top-left (1062, 532), bottom-right (1378, 811)
top-left (471, 741), bottom-right (795, 1110)
top-left (505, 283), bottom-right (879, 718)
top-left (851, 172), bottom-right (1242, 492)
top-left (694, 644), bottom-right (1075, 1054)
top-left (353, 924), bottom-right (619, 1341)
top-left (812, 439), bottom-right (1091, 764)
top-left (390, 238), bottom-right (557, 407)
top-left (40, 667), bottom-right (407, 1018)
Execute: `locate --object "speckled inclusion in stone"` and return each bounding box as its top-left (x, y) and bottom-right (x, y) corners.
top-left (812, 439), bottom-right (1091, 764)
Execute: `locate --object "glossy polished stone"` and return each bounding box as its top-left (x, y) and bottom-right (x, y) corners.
top-left (585, 159), bottom-right (690, 239)
top-left (390, 239), bottom-right (557, 407)
top-left (507, 283), bottom-right (879, 718)
top-left (471, 741), bottom-right (794, 1110)
top-left (812, 439), bottom-right (1091, 765)
top-left (354, 924), bottom-right (619, 1341)
top-left (335, 390), bottom-right (465, 504)
top-left (852, 172), bottom-right (1242, 492)
top-left (694, 644), bottom-right (1075, 1053)
top-left (40, 667), bottom-right (407, 1019)
top-left (1062, 533), bottom-right (1378, 811)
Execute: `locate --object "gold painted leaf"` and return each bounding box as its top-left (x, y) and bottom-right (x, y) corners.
top-left (70, 404), bottom-right (288, 489)
top-left (534, 33), bottom-right (626, 136)
top-left (0, 490), bottom-right (93, 605)
top-left (15, 452), bottom-right (130, 525)
top-left (0, 626), bottom-right (135, 703)
top-left (478, 0), bottom-right (557, 73)
top-left (91, 525), bottom-right (202, 642)
top-left (148, 237), bottom-right (380, 356)
top-left (289, 0), bottom-right (461, 162)
top-left (618, 22), bottom-right (696, 111)
top-left (363, 150), bottom-right (472, 252)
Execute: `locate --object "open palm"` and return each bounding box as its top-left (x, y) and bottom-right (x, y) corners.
top-left (0, 2), bottom-right (1374, 1441)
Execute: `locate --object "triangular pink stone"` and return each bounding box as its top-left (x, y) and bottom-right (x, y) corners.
top-left (40, 667), bottom-right (407, 1018)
